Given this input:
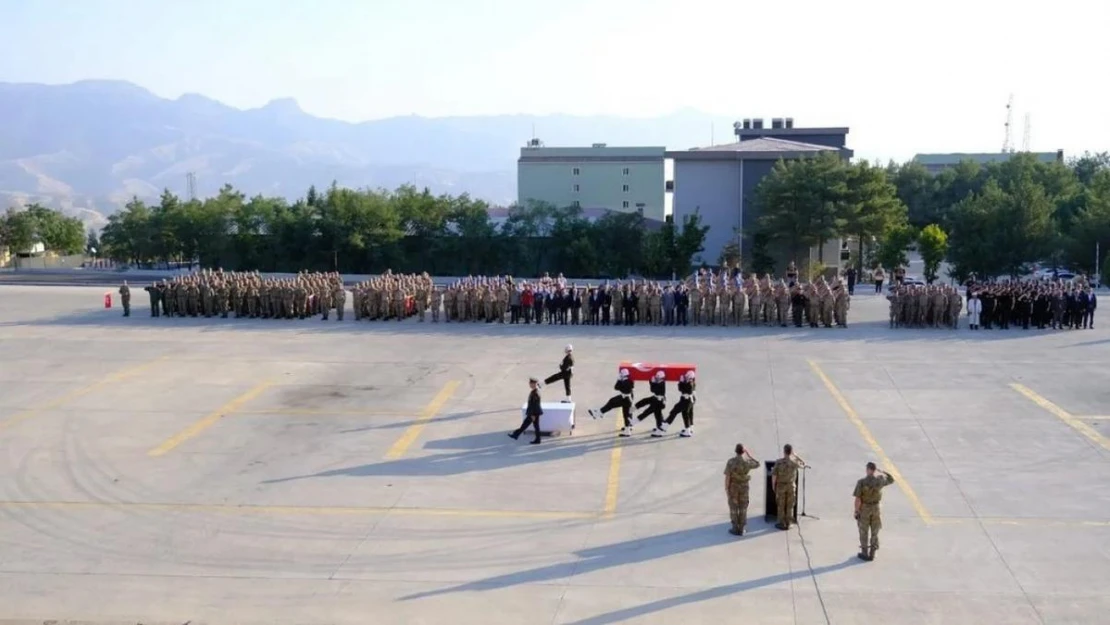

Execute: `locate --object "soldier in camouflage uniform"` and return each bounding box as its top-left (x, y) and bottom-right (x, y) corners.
top-left (853, 462), bottom-right (895, 561)
top-left (724, 444), bottom-right (761, 536)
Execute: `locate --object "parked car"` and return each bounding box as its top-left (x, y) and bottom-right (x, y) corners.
top-left (888, 275), bottom-right (926, 291)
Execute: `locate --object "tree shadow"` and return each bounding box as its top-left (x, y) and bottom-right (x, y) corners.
top-left (261, 428), bottom-right (663, 484)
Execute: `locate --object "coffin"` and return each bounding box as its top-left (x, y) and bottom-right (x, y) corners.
top-left (618, 361), bottom-right (697, 382)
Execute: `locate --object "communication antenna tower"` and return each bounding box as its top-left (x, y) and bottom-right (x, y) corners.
top-left (1022, 113), bottom-right (1032, 152)
top-left (186, 172), bottom-right (197, 201)
top-left (1002, 94), bottom-right (1015, 153)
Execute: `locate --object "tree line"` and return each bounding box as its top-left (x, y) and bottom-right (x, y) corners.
top-left (85, 185), bottom-right (708, 279)
top-left (3, 151), bottom-right (1108, 282)
top-left (752, 151), bottom-right (1110, 282)
top-left (0, 205), bottom-right (86, 257)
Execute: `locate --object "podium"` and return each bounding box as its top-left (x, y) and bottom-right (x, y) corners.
top-left (618, 362), bottom-right (697, 382)
top-left (763, 460), bottom-right (799, 523)
top-left (520, 402), bottom-right (576, 437)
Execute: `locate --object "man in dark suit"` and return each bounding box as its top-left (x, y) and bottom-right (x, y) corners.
top-left (510, 378), bottom-right (543, 445)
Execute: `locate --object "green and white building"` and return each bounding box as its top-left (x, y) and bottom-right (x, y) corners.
top-left (516, 142), bottom-right (667, 222)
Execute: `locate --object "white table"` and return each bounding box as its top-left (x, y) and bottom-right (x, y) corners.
top-left (520, 401), bottom-right (576, 436)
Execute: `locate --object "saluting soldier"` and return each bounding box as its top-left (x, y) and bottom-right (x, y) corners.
top-left (771, 444), bottom-right (806, 530)
top-left (118, 281), bottom-right (132, 317)
top-left (854, 462), bottom-right (895, 561)
top-left (724, 444), bottom-right (761, 536)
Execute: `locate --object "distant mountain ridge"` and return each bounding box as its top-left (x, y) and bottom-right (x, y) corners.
top-left (0, 79), bottom-right (736, 228)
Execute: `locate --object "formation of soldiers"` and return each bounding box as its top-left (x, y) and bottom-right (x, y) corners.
top-left (432, 269), bottom-right (853, 328)
top-left (885, 284), bottom-right (964, 329)
top-left (137, 269), bottom-right (348, 320)
top-left (885, 278), bottom-right (1099, 330)
top-left (966, 280), bottom-right (1098, 330)
top-left (126, 267), bottom-right (860, 328)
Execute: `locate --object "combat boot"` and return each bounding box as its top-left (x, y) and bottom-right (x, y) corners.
top-left (729, 527), bottom-right (743, 536)
top-left (858, 547), bottom-right (870, 562)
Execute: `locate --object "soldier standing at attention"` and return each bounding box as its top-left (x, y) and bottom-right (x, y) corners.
top-left (538, 344), bottom-right (574, 403)
top-left (854, 462), bottom-right (895, 561)
top-left (333, 283), bottom-right (346, 321)
top-left (772, 444), bottom-right (806, 530)
top-left (725, 444), bottom-right (761, 535)
top-left (118, 281), bottom-right (132, 317)
top-left (509, 377), bottom-right (543, 445)
top-left (143, 282), bottom-right (160, 317)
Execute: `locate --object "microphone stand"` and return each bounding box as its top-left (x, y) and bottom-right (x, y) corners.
top-left (800, 465), bottom-right (820, 520)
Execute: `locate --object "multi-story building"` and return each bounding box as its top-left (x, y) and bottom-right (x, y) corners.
top-left (517, 142), bottom-right (666, 222)
top-left (912, 151), bottom-right (1064, 175)
top-left (668, 118), bottom-right (853, 270)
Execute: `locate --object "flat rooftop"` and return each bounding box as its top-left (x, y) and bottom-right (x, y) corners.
top-left (0, 284), bottom-right (1107, 624)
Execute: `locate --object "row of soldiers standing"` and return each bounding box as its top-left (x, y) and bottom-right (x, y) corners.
top-left (885, 284), bottom-right (964, 329)
top-left (128, 270), bottom-right (347, 320)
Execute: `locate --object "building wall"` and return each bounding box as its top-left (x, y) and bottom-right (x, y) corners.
top-left (517, 147), bottom-right (665, 221)
top-left (672, 159), bottom-right (741, 266)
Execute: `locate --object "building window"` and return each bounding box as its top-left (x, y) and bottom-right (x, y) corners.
top-left (622, 201), bottom-right (630, 209)
top-left (622, 167), bottom-right (630, 176)
top-left (571, 200), bottom-right (580, 208)
top-left (573, 184), bottom-right (580, 193)
top-left (572, 167), bottom-right (580, 176)
top-left (622, 184), bottom-right (629, 193)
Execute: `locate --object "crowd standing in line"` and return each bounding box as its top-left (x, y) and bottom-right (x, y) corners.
top-left (125, 265), bottom-right (858, 329)
top-left (885, 277), bottom-right (1098, 330)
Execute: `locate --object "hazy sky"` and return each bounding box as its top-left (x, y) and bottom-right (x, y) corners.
top-left (1, 0), bottom-right (1106, 162)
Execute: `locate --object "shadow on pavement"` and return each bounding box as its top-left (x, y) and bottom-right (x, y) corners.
top-left (559, 556), bottom-right (861, 625)
top-left (398, 523), bottom-right (858, 607)
top-left (1, 306), bottom-right (1082, 344)
top-left (261, 428), bottom-right (662, 483)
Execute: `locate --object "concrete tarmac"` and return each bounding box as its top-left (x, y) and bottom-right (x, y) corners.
top-left (0, 285), bottom-right (1108, 625)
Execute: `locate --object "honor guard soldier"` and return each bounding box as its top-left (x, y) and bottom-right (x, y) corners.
top-left (660, 370), bottom-right (696, 437)
top-left (854, 462), bottom-right (895, 561)
top-left (538, 344), bottom-right (574, 402)
top-left (724, 444), bottom-right (760, 535)
top-left (509, 377), bottom-right (543, 445)
top-left (635, 370), bottom-right (667, 436)
top-left (771, 444), bottom-right (806, 530)
top-left (588, 368), bottom-right (635, 437)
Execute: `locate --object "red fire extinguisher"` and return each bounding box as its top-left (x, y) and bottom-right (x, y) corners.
top-left (104, 292), bottom-right (112, 308)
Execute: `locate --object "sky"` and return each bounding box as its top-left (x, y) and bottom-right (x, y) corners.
top-left (0, 0), bottom-right (1107, 162)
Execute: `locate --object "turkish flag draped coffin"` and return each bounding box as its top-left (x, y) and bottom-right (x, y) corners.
top-left (618, 361), bottom-right (697, 382)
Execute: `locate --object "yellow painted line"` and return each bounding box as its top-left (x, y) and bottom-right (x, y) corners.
top-left (0, 357), bottom-right (168, 433)
top-left (603, 416), bottom-right (624, 518)
top-left (0, 500), bottom-right (595, 520)
top-left (1010, 384), bottom-right (1110, 452)
top-left (148, 380), bottom-right (274, 457)
top-left (808, 359), bottom-right (934, 525)
top-left (384, 381), bottom-right (461, 460)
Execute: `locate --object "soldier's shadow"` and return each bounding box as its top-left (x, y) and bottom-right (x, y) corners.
top-left (261, 429), bottom-right (664, 483)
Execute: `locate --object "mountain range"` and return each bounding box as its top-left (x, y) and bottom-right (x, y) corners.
top-left (0, 80), bottom-right (739, 230)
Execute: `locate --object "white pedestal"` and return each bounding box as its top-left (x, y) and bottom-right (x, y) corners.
top-left (521, 401), bottom-right (576, 436)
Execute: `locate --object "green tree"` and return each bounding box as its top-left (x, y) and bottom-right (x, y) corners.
top-left (86, 229), bottom-right (100, 255)
top-left (917, 224), bottom-right (948, 283)
top-left (1064, 169), bottom-right (1110, 273)
top-left (888, 161), bottom-right (938, 229)
top-left (0, 208), bottom-right (36, 253)
top-left (875, 224), bottom-right (916, 275)
top-left (843, 161), bottom-right (907, 272)
top-left (757, 159), bottom-right (822, 265)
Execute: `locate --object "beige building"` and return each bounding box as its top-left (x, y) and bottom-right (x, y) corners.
top-left (517, 142), bottom-right (666, 222)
